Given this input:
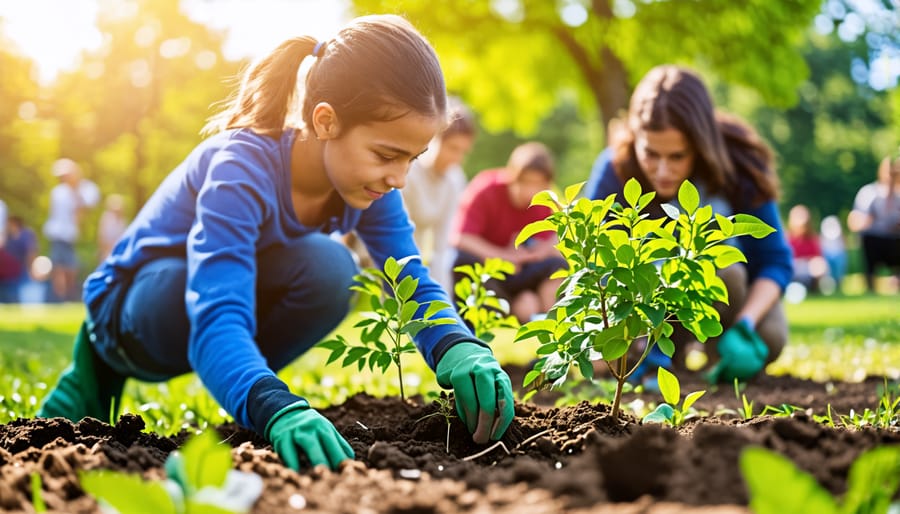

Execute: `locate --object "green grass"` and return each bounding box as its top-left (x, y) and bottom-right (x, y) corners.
top-left (1, 290), bottom-right (897, 432)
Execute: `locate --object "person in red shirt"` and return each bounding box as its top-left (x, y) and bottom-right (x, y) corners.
top-left (451, 142), bottom-right (566, 323)
top-left (787, 204), bottom-right (829, 293)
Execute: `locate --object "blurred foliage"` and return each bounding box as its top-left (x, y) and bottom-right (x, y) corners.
top-left (0, 0), bottom-right (896, 273)
top-left (353, 0), bottom-right (821, 134)
top-left (0, 0), bottom-right (238, 264)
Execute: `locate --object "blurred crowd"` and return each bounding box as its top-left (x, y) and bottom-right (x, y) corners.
top-left (0, 159), bottom-right (127, 304)
top-left (1, 108), bottom-right (898, 308)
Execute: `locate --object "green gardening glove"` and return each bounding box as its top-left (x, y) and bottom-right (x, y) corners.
top-left (705, 318), bottom-right (769, 384)
top-left (435, 342), bottom-right (515, 444)
top-left (264, 401), bottom-right (354, 471)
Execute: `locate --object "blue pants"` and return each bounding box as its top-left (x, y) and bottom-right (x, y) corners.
top-left (90, 233), bottom-right (358, 382)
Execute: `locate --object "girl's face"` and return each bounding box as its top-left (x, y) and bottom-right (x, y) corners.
top-left (324, 112), bottom-right (441, 209)
top-left (634, 128), bottom-right (695, 200)
top-left (432, 133), bottom-right (474, 174)
top-left (508, 169), bottom-right (551, 209)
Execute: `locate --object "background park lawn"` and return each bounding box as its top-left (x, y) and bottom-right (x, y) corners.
top-left (1, 289), bottom-right (897, 432)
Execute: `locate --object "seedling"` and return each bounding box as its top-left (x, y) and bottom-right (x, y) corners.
top-left (514, 179), bottom-right (774, 418)
top-left (453, 258), bottom-right (520, 342)
top-left (319, 256), bottom-right (455, 401)
top-left (30, 472), bottom-right (46, 513)
top-left (741, 445), bottom-right (900, 514)
top-left (416, 391), bottom-right (457, 453)
top-left (79, 430), bottom-right (263, 513)
top-left (641, 367), bottom-right (705, 426)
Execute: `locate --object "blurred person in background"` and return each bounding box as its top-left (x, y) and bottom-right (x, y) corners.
top-left (819, 215), bottom-right (847, 294)
top-left (0, 216), bottom-right (39, 303)
top-left (847, 152), bottom-right (900, 293)
top-left (584, 65), bottom-right (792, 385)
top-left (38, 14), bottom-right (513, 472)
top-left (42, 158), bottom-right (100, 302)
top-left (786, 204), bottom-right (830, 294)
top-left (451, 141), bottom-right (566, 324)
top-left (97, 194), bottom-right (128, 262)
top-left (401, 97), bottom-right (476, 294)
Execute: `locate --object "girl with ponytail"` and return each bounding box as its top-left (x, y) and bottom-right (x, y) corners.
top-left (39, 14), bottom-right (514, 471)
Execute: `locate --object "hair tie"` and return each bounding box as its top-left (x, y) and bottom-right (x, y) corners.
top-left (312, 41), bottom-right (325, 57)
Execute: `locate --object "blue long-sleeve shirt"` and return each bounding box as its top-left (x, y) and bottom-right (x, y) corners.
top-left (585, 148), bottom-right (793, 290)
top-left (84, 128), bottom-right (478, 430)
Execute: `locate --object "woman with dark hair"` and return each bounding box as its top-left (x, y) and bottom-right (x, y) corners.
top-left (39, 14), bottom-right (514, 470)
top-left (584, 65), bottom-right (792, 384)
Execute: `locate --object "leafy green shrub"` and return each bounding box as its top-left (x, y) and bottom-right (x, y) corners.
top-left (318, 256), bottom-right (455, 400)
top-left (513, 179), bottom-right (773, 417)
top-left (453, 257), bottom-right (520, 342)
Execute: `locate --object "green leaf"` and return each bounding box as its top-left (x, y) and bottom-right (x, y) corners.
top-left (79, 471), bottom-right (179, 514)
top-left (841, 446), bottom-right (900, 514)
top-left (423, 300), bottom-right (451, 319)
top-left (656, 337), bottom-right (675, 358)
top-left (30, 473), bottom-right (46, 513)
top-left (530, 189), bottom-right (560, 210)
top-left (184, 500), bottom-right (238, 514)
top-left (636, 303), bottom-right (665, 327)
top-left (740, 447), bottom-right (838, 514)
top-left (715, 213), bottom-right (734, 236)
top-left (399, 300), bottom-right (419, 325)
top-left (577, 355), bottom-right (595, 380)
top-left (182, 431), bottom-right (230, 491)
top-left (657, 367), bottom-right (680, 405)
top-left (704, 245), bottom-right (747, 268)
top-left (682, 390), bottom-right (706, 412)
top-left (564, 182), bottom-right (585, 204)
top-left (515, 219), bottom-right (557, 248)
top-left (600, 337), bottom-right (629, 361)
top-left (384, 257), bottom-right (402, 281)
top-left (731, 213), bottom-right (776, 239)
top-left (515, 319), bottom-right (557, 341)
top-left (623, 178), bottom-right (641, 207)
top-left (523, 368), bottom-right (542, 388)
top-left (642, 404), bottom-right (675, 424)
top-left (678, 180), bottom-right (700, 215)
top-left (343, 347), bottom-right (370, 367)
top-left (396, 276), bottom-right (417, 302)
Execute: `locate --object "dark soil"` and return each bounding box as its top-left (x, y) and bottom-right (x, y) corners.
top-left (1, 373), bottom-right (898, 513)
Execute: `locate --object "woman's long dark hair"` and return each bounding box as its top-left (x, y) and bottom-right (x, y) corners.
top-left (611, 65), bottom-right (779, 208)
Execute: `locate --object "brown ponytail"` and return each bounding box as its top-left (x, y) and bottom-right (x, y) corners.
top-left (203, 37), bottom-right (316, 138)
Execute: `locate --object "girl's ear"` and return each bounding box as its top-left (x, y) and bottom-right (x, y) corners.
top-left (312, 102), bottom-right (340, 140)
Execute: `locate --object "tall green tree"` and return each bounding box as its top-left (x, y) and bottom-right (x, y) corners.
top-left (0, 30), bottom-right (48, 227)
top-left (352, 0), bottom-right (821, 134)
top-left (48, 0), bottom-right (237, 210)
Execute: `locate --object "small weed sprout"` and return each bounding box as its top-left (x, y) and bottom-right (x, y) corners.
top-left (319, 256), bottom-right (455, 401)
top-left (416, 391), bottom-right (457, 453)
top-left (513, 179), bottom-right (774, 418)
top-left (30, 472), bottom-right (46, 513)
top-left (453, 258), bottom-right (520, 342)
top-left (641, 367), bottom-right (705, 426)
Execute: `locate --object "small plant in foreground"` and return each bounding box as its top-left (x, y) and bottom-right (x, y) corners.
top-left (741, 445), bottom-right (900, 514)
top-left (417, 391), bottom-right (457, 453)
top-left (79, 430), bottom-right (263, 513)
top-left (453, 258), bottom-right (520, 342)
top-left (319, 256), bottom-right (455, 401)
top-left (641, 367), bottom-right (705, 426)
top-left (513, 179), bottom-right (774, 418)
top-left (30, 472), bottom-right (46, 513)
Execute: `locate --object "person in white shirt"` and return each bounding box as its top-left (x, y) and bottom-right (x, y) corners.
top-left (0, 198), bottom-right (7, 246)
top-left (401, 98), bottom-right (476, 293)
top-left (43, 158), bottom-right (100, 301)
